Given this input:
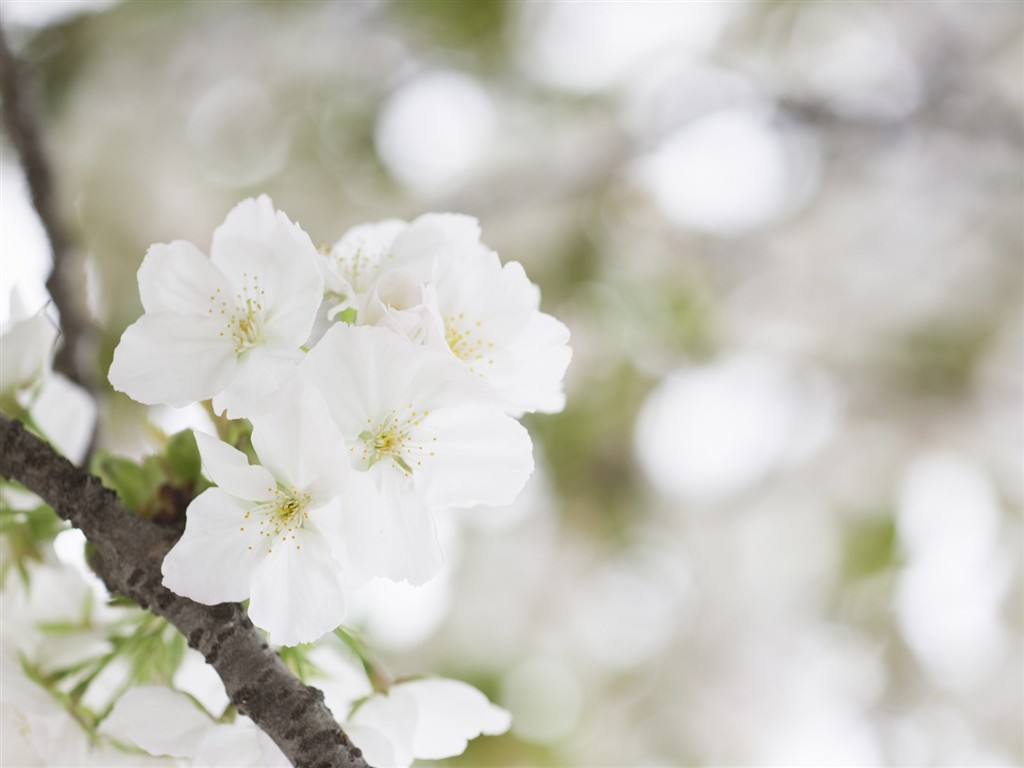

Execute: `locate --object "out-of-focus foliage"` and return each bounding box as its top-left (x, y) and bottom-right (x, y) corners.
top-left (2, 1), bottom-right (1021, 765)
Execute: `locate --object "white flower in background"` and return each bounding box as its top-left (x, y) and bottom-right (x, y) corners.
top-left (108, 195), bottom-right (323, 417)
top-left (0, 291), bottom-right (58, 397)
top-left (162, 385), bottom-right (378, 646)
top-left (0, 653), bottom-right (166, 767)
top-left (296, 324), bottom-right (534, 585)
top-left (102, 685), bottom-right (288, 767)
top-left (1, 291), bottom-right (96, 463)
top-left (345, 678), bottom-right (512, 768)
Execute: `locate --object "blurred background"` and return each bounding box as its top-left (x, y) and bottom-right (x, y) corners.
top-left (1, 1), bottom-right (1021, 766)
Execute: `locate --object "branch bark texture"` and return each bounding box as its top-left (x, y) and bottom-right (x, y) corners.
top-left (0, 414), bottom-right (371, 768)
top-left (0, 24), bottom-right (96, 394)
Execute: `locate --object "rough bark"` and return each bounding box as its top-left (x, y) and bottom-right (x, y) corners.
top-left (0, 414), bottom-right (371, 768)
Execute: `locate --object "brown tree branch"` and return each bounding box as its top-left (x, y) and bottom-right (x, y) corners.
top-left (0, 24), bottom-right (97, 396)
top-left (0, 414), bottom-right (371, 768)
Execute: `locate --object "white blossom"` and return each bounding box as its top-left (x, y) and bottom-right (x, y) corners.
top-left (162, 385), bottom-right (377, 646)
top-left (296, 324), bottom-right (534, 585)
top-left (0, 293), bottom-right (96, 463)
top-left (102, 685), bottom-right (288, 767)
top-left (108, 195), bottom-right (323, 417)
top-left (345, 678), bottom-right (512, 768)
top-left (0, 291), bottom-right (58, 397)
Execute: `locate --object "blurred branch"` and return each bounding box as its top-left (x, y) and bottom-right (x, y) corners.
top-left (0, 24), bottom-right (97, 394)
top-left (0, 414), bottom-right (371, 768)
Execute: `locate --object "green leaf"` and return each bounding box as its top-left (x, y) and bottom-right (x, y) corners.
top-left (337, 307), bottom-right (358, 324)
top-left (164, 429), bottom-right (201, 485)
top-left (91, 452), bottom-right (161, 513)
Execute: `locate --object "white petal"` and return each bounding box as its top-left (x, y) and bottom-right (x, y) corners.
top-left (211, 346), bottom-right (301, 419)
top-left (404, 678), bottom-right (511, 759)
top-left (0, 304), bottom-right (57, 394)
top-left (249, 381), bottom-right (350, 497)
top-left (101, 686), bottom-right (212, 758)
top-left (349, 687), bottom-right (418, 768)
top-left (488, 310), bottom-right (572, 414)
top-left (299, 324), bottom-right (491, 440)
top-left (108, 313), bottom-right (238, 407)
top-left (194, 719), bottom-right (290, 767)
top-left (137, 240), bottom-right (233, 315)
top-left (195, 432), bottom-right (276, 502)
top-left (341, 470), bottom-right (443, 585)
top-left (344, 722), bottom-right (405, 768)
top-left (247, 528), bottom-right (347, 646)
top-left (162, 489), bottom-right (266, 604)
top-left (28, 374), bottom-right (96, 464)
top-left (416, 405), bottom-right (534, 510)
top-left (210, 196), bottom-right (323, 348)
top-left (327, 219), bottom-right (407, 298)
top-left (392, 212), bottom-right (482, 264)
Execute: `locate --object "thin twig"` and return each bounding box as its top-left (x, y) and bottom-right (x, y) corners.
top-left (0, 24), bottom-right (96, 395)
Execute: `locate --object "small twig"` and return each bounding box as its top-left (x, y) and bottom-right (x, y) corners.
top-left (0, 24), bottom-right (96, 396)
top-left (0, 414), bottom-right (371, 768)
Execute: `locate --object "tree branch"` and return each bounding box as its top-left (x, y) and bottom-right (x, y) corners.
top-left (0, 24), bottom-right (97, 396)
top-left (0, 414), bottom-right (371, 768)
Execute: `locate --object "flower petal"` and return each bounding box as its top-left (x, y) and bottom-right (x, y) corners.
top-left (161, 488), bottom-right (267, 603)
top-left (211, 345), bottom-right (301, 419)
top-left (404, 678), bottom-right (511, 759)
top-left (108, 313), bottom-right (238, 407)
top-left (137, 240), bottom-right (233, 315)
top-left (247, 527), bottom-right (348, 646)
top-left (195, 432), bottom-right (276, 502)
top-left (341, 470), bottom-right (443, 585)
top-left (249, 381), bottom-right (350, 497)
top-left (392, 212), bottom-right (483, 264)
top-left (28, 374), bottom-right (96, 465)
top-left (0, 303), bottom-right (57, 394)
top-left (415, 405), bottom-right (534, 510)
top-left (194, 719), bottom-right (290, 767)
top-left (326, 218), bottom-right (406, 298)
top-left (349, 688), bottom-right (418, 768)
top-left (101, 686), bottom-right (212, 758)
top-left (344, 722), bottom-right (405, 768)
top-left (209, 196), bottom-right (323, 348)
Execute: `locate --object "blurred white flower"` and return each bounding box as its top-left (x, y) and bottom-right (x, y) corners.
top-left (102, 685), bottom-right (287, 766)
top-left (108, 195), bottom-right (323, 417)
top-left (0, 652), bottom-right (164, 767)
top-left (346, 678), bottom-right (511, 768)
top-left (162, 386), bottom-right (378, 646)
top-left (297, 324), bottom-right (534, 585)
top-left (1, 291), bottom-right (96, 463)
top-left (0, 292), bottom-right (58, 396)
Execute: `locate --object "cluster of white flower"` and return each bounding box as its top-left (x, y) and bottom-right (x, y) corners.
top-left (110, 195), bottom-right (570, 645)
top-left (94, 195), bottom-right (570, 763)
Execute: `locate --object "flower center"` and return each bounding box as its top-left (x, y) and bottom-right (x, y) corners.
top-left (209, 272), bottom-right (267, 354)
top-left (241, 485), bottom-right (311, 553)
top-left (355, 407), bottom-right (434, 476)
top-left (336, 243), bottom-right (395, 295)
top-left (444, 313), bottom-right (494, 368)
